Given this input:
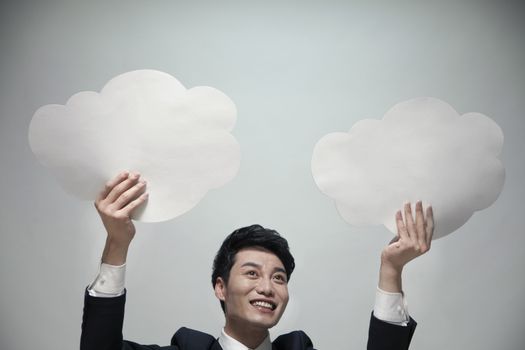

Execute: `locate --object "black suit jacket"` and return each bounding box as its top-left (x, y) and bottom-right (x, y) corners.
top-left (80, 290), bottom-right (416, 350)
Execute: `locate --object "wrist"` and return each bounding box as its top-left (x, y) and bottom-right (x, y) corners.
top-left (101, 238), bottom-right (130, 265)
top-left (378, 261), bottom-right (403, 293)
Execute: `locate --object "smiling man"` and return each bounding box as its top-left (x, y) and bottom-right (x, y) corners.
top-left (80, 172), bottom-right (433, 350)
top-left (212, 226), bottom-right (296, 349)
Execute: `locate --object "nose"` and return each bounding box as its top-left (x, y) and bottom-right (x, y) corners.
top-left (255, 277), bottom-right (274, 296)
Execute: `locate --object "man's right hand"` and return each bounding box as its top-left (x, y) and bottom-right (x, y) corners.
top-left (95, 171), bottom-right (148, 265)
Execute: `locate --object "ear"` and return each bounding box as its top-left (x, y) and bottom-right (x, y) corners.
top-left (214, 277), bottom-right (226, 301)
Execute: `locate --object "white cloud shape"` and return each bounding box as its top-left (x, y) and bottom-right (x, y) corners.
top-left (29, 70), bottom-right (240, 222)
top-left (311, 97), bottom-right (505, 239)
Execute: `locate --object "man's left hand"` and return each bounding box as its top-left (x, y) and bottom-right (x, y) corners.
top-left (378, 201), bottom-right (434, 292)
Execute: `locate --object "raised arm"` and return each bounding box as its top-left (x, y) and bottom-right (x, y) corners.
top-left (80, 171), bottom-right (150, 350)
top-left (367, 201), bottom-right (434, 350)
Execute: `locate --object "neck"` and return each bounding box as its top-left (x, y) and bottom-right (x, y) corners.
top-left (224, 320), bottom-right (269, 349)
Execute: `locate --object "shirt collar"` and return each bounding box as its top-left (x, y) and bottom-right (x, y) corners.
top-left (218, 328), bottom-right (272, 350)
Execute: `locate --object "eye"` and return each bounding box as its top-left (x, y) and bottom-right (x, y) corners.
top-left (273, 274), bottom-right (287, 284)
top-left (246, 270), bottom-right (258, 278)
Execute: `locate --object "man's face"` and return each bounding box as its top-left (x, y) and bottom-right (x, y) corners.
top-left (214, 247), bottom-right (289, 332)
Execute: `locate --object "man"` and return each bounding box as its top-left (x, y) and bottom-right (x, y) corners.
top-left (80, 171), bottom-right (434, 349)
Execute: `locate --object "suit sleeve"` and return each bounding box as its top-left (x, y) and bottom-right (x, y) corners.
top-left (366, 312), bottom-right (417, 350)
top-left (80, 289), bottom-right (177, 350)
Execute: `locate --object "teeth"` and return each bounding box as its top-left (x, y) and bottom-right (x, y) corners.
top-left (252, 301), bottom-right (274, 309)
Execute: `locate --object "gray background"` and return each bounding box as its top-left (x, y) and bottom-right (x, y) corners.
top-left (1, 0), bottom-right (524, 349)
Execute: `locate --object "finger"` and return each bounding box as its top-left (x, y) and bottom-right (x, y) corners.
top-left (415, 201), bottom-right (427, 251)
top-left (425, 206), bottom-right (434, 245)
top-left (119, 192), bottom-right (149, 217)
top-left (112, 180), bottom-right (147, 210)
top-left (395, 210), bottom-right (409, 241)
top-left (97, 171), bottom-right (129, 202)
top-left (404, 202), bottom-right (417, 244)
top-left (105, 173), bottom-right (141, 204)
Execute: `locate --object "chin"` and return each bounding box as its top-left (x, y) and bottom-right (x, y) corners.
top-left (248, 313), bottom-right (283, 329)
top-left (247, 318), bottom-right (278, 330)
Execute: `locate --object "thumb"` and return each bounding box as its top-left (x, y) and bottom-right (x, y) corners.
top-left (389, 235), bottom-right (400, 245)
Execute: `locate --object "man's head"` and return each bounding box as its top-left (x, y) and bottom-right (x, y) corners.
top-left (212, 225), bottom-right (295, 331)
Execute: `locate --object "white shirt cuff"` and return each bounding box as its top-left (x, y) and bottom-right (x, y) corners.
top-left (373, 287), bottom-right (410, 326)
top-left (87, 262), bottom-right (126, 297)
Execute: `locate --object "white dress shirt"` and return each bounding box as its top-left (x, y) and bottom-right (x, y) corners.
top-left (218, 328), bottom-right (272, 350)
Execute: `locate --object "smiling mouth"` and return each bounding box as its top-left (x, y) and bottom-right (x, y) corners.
top-left (251, 300), bottom-right (276, 311)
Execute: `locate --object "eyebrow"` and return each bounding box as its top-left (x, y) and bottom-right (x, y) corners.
top-left (240, 262), bottom-right (287, 275)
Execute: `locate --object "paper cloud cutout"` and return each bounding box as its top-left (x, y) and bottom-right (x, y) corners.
top-left (29, 70), bottom-right (240, 222)
top-left (311, 97), bottom-right (505, 239)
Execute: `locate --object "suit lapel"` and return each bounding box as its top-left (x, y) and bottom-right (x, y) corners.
top-left (272, 331), bottom-right (314, 350)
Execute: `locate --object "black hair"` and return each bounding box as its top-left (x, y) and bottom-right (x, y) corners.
top-left (211, 224), bottom-right (295, 312)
